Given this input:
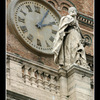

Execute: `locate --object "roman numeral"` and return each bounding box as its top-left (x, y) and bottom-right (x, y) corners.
top-left (20, 26), bottom-right (28, 33)
top-left (27, 34), bottom-right (33, 42)
top-left (20, 9), bottom-right (26, 16)
top-left (34, 6), bottom-right (40, 13)
top-left (26, 5), bottom-right (32, 12)
top-left (49, 36), bottom-right (54, 42)
top-left (18, 16), bottom-right (25, 23)
top-left (45, 41), bottom-right (50, 47)
top-left (37, 39), bottom-right (42, 46)
top-left (52, 30), bottom-right (57, 35)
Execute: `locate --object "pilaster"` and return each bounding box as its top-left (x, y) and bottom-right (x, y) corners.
top-left (58, 68), bottom-right (68, 100)
top-left (67, 65), bottom-right (93, 100)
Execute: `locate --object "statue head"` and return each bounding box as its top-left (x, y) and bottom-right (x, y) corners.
top-left (68, 7), bottom-right (77, 16)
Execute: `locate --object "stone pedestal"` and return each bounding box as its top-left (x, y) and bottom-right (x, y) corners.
top-left (58, 68), bottom-right (67, 100)
top-left (67, 65), bottom-right (93, 100)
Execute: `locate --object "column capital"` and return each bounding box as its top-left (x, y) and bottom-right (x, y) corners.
top-left (58, 68), bottom-right (67, 77)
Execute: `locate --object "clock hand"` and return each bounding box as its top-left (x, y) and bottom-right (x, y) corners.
top-left (36, 9), bottom-right (49, 28)
top-left (41, 22), bottom-right (56, 27)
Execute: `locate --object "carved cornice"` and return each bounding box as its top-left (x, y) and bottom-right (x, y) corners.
top-left (7, 90), bottom-right (36, 100)
top-left (6, 52), bottom-right (58, 76)
top-left (67, 65), bottom-right (93, 78)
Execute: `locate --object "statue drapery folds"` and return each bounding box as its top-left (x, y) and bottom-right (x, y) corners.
top-left (52, 7), bottom-right (88, 69)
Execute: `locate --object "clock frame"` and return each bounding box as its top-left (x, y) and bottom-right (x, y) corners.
top-left (7, 0), bottom-right (61, 55)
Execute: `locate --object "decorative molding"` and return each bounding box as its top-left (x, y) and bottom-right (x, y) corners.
top-left (58, 68), bottom-right (67, 77)
top-left (47, 0), bottom-right (94, 27)
top-left (80, 28), bottom-right (93, 35)
top-left (47, 0), bottom-right (74, 11)
top-left (77, 13), bottom-right (94, 27)
top-left (67, 65), bottom-right (93, 78)
top-left (7, 52), bottom-right (58, 74)
top-left (7, 90), bottom-right (36, 100)
top-left (65, 0), bottom-right (75, 7)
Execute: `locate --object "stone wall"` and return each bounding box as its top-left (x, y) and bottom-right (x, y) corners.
top-left (6, 53), bottom-right (93, 100)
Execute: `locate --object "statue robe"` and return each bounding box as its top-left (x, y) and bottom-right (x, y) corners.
top-left (52, 15), bottom-right (87, 67)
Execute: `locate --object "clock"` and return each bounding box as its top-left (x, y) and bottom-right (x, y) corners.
top-left (8, 0), bottom-right (61, 55)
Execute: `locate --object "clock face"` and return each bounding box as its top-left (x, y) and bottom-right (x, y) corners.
top-left (8, 0), bottom-right (60, 55)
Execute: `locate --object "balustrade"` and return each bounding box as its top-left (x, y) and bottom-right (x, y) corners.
top-left (6, 53), bottom-right (60, 94)
top-left (21, 63), bottom-right (60, 93)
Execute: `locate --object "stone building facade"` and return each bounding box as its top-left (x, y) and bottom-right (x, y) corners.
top-left (6, 0), bottom-right (94, 100)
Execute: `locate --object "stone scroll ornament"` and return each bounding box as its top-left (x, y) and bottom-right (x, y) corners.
top-left (82, 34), bottom-right (92, 47)
top-left (52, 7), bottom-right (92, 70)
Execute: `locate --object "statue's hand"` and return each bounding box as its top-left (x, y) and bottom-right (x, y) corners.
top-left (69, 19), bottom-right (76, 26)
top-left (59, 32), bottom-right (65, 40)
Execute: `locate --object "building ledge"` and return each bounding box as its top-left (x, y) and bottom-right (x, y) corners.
top-left (67, 65), bottom-right (93, 78)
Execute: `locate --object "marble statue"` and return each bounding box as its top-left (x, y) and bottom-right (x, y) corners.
top-left (52, 7), bottom-right (88, 69)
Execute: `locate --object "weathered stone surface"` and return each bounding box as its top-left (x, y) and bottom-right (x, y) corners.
top-left (6, 53), bottom-right (61, 100)
top-left (67, 65), bottom-right (93, 100)
top-left (6, 53), bottom-right (93, 100)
